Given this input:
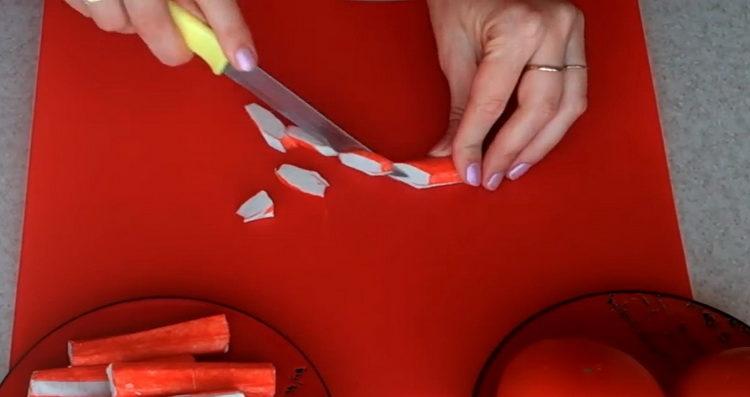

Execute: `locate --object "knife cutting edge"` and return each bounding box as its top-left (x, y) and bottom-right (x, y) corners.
top-left (168, 2), bottom-right (406, 177)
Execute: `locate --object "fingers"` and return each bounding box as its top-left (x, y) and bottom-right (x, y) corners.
top-left (482, 67), bottom-right (563, 188)
top-left (85, 0), bottom-right (133, 33)
top-left (449, 2), bottom-right (550, 187)
top-left (451, 40), bottom-right (538, 186)
top-left (123, 0), bottom-right (193, 66)
top-left (173, 0), bottom-right (206, 22)
top-left (478, 3), bottom-right (581, 190)
top-left (480, 33), bottom-right (567, 189)
top-left (65, 0), bottom-right (91, 17)
top-left (510, 13), bottom-right (587, 174)
top-left (193, 0), bottom-right (257, 71)
top-left (429, 35), bottom-right (477, 157)
top-left (69, 0), bottom-right (255, 71)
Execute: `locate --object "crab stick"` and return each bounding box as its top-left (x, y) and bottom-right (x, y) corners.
top-left (285, 126), bottom-right (338, 157)
top-left (275, 164), bottom-right (329, 197)
top-left (391, 157), bottom-right (461, 189)
top-left (245, 103), bottom-right (297, 153)
top-left (28, 356), bottom-right (195, 397)
top-left (107, 362), bottom-right (275, 397)
top-left (338, 150), bottom-right (394, 176)
top-left (236, 191), bottom-right (274, 223)
top-left (28, 366), bottom-right (110, 397)
top-left (170, 392), bottom-right (244, 397)
top-left (69, 315), bottom-right (230, 366)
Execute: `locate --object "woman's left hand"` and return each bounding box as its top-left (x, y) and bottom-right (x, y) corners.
top-left (426, 0), bottom-right (588, 190)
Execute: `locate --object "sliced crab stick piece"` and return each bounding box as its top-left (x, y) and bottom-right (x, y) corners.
top-left (170, 392), bottom-right (244, 397)
top-left (69, 315), bottom-right (230, 366)
top-left (391, 157), bottom-right (461, 189)
top-left (275, 164), bottom-right (329, 197)
top-left (29, 356), bottom-right (195, 397)
top-left (285, 126), bottom-right (338, 157)
top-left (236, 191), bottom-right (274, 223)
top-left (338, 150), bottom-right (393, 176)
top-left (107, 362), bottom-right (275, 397)
top-left (245, 104), bottom-right (296, 153)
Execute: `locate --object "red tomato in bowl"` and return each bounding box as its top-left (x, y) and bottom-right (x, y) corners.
top-left (496, 338), bottom-right (664, 397)
top-left (674, 347), bottom-right (750, 397)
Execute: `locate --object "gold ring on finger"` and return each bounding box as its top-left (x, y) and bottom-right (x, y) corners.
top-left (525, 64), bottom-right (564, 72)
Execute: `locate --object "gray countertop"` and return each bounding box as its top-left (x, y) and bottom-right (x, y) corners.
top-left (640, 0), bottom-right (750, 319)
top-left (1, 0), bottom-right (748, 377)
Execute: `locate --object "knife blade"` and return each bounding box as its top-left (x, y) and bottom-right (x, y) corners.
top-left (227, 66), bottom-right (407, 178)
top-left (168, 2), bottom-right (406, 177)
top-left (224, 66), bottom-right (371, 154)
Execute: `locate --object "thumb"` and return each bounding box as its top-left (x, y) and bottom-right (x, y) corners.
top-left (429, 46), bottom-right (477, 157)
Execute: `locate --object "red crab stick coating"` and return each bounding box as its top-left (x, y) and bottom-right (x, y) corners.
top-left (68, 315), bottom-right (230, 366)
top-left (338, 150), bottom-right (394, 176)
top-left (107, 362), bottom-right (275, 397)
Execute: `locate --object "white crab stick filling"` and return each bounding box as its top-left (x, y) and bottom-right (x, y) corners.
top-left (338, 151), bottom-right (393, 176)
top-left (275, 164), bottom-right (329, 197)
top-left (236, 191), bottom-right (274, 222)
top-left (245, 103), bottom-right (289, 153)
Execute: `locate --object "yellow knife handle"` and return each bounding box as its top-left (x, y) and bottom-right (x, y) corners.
top-left (167, 1), bottom-right (229, 74)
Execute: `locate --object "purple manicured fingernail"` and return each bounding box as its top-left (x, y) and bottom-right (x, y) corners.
top-left (235, 47), bottom-right (257, 72)
top-left (486, 173), bottom-right (503, 191)
top-left (507, 163), bottom-right (531, 180)
top-left (466, 163), bottom-right (481, 186)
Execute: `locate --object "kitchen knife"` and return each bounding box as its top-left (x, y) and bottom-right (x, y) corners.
top-left (168, 2), bottom-right (387, 160)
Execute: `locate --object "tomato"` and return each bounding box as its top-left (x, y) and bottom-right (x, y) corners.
top-left (496, 338), bottom-right (664, 397)
top-left (674, 347), bottom-right (750, 397)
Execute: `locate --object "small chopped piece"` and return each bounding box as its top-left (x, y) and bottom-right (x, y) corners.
top-left (245, 104), bottom-right (296, 152)
top-left (236, 191), bottom-right (274, 223)
top-left (391, 157), bottom-right (461, 189)
top-left (285, 126), bottom-right (338, 157)
top-left (68, 315), bottom-right (230, 367)
top-left (170, 392), bottom-right (244, 397)
top-left (107, 362), bottom-right (275, 397)
top-left (28, 356), bottom-right (196, 397)
top-left (275, 164), bottom-right (329, 197)
top-left (338, 150), bottom-right (393, 176)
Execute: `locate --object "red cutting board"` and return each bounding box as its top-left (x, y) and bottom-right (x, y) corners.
top-left (12, 1), bottom-right (689, 396)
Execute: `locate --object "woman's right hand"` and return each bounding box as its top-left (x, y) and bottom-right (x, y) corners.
top-left (64, 0), bottom-right (257, 71)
